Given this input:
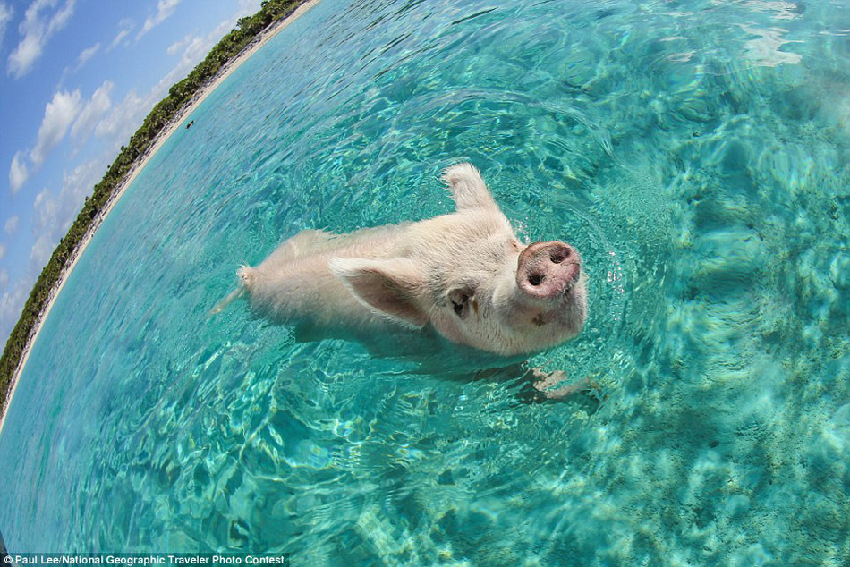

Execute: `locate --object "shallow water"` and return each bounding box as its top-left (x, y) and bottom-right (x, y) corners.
top-left (1, 0), bottom-right (848, 563)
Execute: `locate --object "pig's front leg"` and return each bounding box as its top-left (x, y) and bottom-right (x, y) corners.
top-left (523, 368), bottom-right (602, 402)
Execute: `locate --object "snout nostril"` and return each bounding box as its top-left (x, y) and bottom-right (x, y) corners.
top-left (549, 247), bottom-right (570, 264)
top-left (528, 274), bottom-right (544, 286)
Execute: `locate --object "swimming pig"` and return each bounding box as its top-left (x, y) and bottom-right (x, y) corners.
top-left (214, 163), bottom-right (588, 361)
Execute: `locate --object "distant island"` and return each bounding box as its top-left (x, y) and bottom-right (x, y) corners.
top-left (0, 0), bottom-right (313, 422)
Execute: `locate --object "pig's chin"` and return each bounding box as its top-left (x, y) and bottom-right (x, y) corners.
top-left (531, 276), bottom-right (588, 336)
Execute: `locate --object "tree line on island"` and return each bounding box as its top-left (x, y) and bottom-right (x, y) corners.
top-left (0, 0), bottom-right (310, 418)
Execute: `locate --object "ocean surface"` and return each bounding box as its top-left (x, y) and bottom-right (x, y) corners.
top-left (1, 0), bottom-right (848, 563)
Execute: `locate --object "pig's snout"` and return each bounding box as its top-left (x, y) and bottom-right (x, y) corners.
top-left (516, 241), bottom-right (581, 300)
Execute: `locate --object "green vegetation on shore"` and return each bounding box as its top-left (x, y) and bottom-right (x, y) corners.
top-left (0, 0), bottom-right (310, 420)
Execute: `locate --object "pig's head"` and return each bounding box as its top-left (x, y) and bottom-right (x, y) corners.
top-left (329, 163), bottom-right (588, 357)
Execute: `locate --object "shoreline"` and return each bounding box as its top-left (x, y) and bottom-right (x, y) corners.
top-left (0, 0), bottom-right (321, 433)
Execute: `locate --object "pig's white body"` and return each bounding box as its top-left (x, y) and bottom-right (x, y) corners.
top-left (223, 164), bottom-right (588, 357)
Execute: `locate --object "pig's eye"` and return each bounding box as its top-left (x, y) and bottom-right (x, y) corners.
top-left (452, 295), bottom-right (467, 317)
top-left (448, 288), bottom-right (472, 318)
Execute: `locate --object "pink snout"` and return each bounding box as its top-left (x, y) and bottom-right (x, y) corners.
top-left (516, 241), bottom-right (581, 300)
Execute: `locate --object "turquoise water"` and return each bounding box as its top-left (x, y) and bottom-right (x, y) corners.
top-left (1, 0), bottom-right (849, 562)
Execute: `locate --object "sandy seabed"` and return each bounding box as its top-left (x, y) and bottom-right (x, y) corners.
top-left (0, 0), bottom-right (322, 431)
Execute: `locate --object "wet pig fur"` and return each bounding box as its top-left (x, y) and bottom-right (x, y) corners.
top-left (223, 163), bottom-right (588, 358)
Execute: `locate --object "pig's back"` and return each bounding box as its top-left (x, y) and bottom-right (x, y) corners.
top-left (243, 224), bottom-right (412, 328)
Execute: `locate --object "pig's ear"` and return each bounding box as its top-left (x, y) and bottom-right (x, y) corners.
top-left (328, 258), bottom-right (428, 328)
top-left (442, 163), bottom-right (500, 212)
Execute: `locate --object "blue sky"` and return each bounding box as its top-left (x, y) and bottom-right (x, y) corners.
top-left (0, 0), bottom-right (263, 344)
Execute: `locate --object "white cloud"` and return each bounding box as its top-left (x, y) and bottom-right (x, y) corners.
top-left (28, 232), bottom-right (54, 273)
top-left (95, 88), bottom-right (146, 144)
top-left (160, 18), bottom-right (232, 86)
top-left (239, 0), bottom-right (262, 14)
top-left (31, 159), bottom-right (98, 232)
top-left (137, 0), bottom-right (180, 40)
top-left (61, 158), bottom-right (101, 217)
top-left (173, 34), bottom-right (206, 66)
top-left (29, 88), bottom-right (82, 166)
top-left (11, 84), bottom-right (108, 193)
top-left (167, 33), bottom-right (192, 56)
top-left (0, 3), bottom-right (12, 46)
top-left (0, 268), bottom-right (8, 286)
top-left (8, 29), bottom-right (41, 78)
top-left (7, 0), bottom-right (76, 79)
top-left (10, 151), bottom-right (30, 194)
top-left (59, 41), bottom-right (100, 81)
top-left (4, 216), bottom-right (19, 235)
top-left (108, 19), bottom-right (133, 52)
top-left (32, 188), bottom-right (59, 233)
top-left (0, 244), bottom-right (5, 260)
top-left (0, 276), bottom-right (28, 342)
top-left (77, 42), bottom-right (100, 66)
top-left (71, 80), bottom-right (113, 143)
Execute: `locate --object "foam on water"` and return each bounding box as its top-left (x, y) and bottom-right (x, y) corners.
top-left (0, 0), bottom-right (847, 563)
